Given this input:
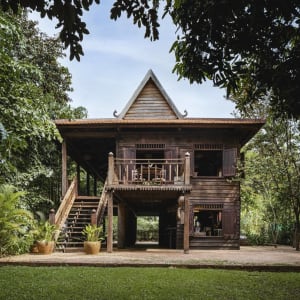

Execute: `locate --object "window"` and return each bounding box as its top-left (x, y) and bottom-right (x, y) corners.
top-left (193, 145), bottom-right (237, 177)
top-left (136, 150), bottom-right (164, 160)
top-left (193, 205), bottom-right (223, 237)
top-left (194, 150), bottom-right (222, 176)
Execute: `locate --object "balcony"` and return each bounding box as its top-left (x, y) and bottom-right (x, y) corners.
top-left (107, 153), bottom-right (192, 192)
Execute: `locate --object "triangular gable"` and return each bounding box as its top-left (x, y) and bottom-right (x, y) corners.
top-left (117, 70), bottom-right (184, 119)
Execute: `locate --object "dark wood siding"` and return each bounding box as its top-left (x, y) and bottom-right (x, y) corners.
top-left (189, 178), bottom-right (240, 249)
top-left (190, 178), bottom-right (239, 201)
top-left (124, 81), bottom-right (178, 119)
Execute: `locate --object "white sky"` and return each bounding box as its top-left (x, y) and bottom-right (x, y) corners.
top-left (30, 2), bottom-right (236, 119)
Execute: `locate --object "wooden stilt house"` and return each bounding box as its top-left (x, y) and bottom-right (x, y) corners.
top-left (54, 70), bottom-right (264, 252)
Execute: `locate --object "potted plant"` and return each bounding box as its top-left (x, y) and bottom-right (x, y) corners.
top-left (35, 221), bottom-right (58, 254)
top-left (82, 224), bottom-right (104, 254)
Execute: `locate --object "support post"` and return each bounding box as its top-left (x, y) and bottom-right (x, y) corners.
top-left (118, 202), bottom-right (126, 248)
top-left (49, 209), bottom-right (55, 225)
top-left (91, 209), bottom-right (97, 226)
top-left (183, 195), bottom-right (190, 254)
top-left (61, 140), bottom-right (68, 197)
top-left (184, 152), bottom-right (190, 185)
top-left (107, 191), bottom-right (113, 253)
top-left (107, 152), bottom-right (114, 185)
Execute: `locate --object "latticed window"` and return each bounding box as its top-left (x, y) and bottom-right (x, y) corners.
top-left (135, 144), bottom-right (165, 149)
top-left (194, 144), bottom-right (223, 150)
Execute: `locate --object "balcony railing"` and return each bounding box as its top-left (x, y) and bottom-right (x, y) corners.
top-left (114, 158), bottom-right (185, 185)
top-left (107, 152), bottom-right (191, 187)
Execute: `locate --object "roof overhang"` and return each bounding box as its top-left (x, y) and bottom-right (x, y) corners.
top-left (55, 118), bottom-right (265, 146)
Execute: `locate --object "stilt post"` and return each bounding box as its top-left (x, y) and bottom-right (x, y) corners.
top-left (107, 191), bottom-right (113, 253)
top-left (184, 195), bottom-right (190, 254)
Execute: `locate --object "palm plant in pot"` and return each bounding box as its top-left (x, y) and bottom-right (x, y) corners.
top-left (35, 221), bottom-right (58, 254)
top-left (82, 224), bottom-right (104, 254)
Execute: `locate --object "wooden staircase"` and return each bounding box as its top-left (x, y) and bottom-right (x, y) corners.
top-left (56, 196), bottom-right (100, 252)
top-left (54, 178), bottom-right (109, 253)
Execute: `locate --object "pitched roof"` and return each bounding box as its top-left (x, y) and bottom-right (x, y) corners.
top-left (117, 69), bottom-right (184, 119)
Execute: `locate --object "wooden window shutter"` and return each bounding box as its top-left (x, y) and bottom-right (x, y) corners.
top-left (222, 209), bottom-right (236, 239)
top-left (223, 148), bottom-right (237, 177)
top-left (123, 148), bottom-right (136, 181)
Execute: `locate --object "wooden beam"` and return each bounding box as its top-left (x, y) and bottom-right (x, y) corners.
top-left (61, 140), bottom-right (68, 197)
top-left (107, 191), bottom-right (113, 253)
top-left (184, 194), bottom-right (190, 254)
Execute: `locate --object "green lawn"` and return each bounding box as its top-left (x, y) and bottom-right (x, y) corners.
top-left (0, 266), bottom-right (299, 299)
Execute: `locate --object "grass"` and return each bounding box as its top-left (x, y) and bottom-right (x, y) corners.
top-left (0, 266), bottom-right (299, 299)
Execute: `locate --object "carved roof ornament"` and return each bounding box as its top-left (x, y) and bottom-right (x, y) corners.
top-left (113, 110), bottom-right (119, 118)
top-left (182, 110), bottom-right (188, 118)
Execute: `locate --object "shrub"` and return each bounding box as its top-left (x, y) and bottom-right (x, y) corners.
top-left (0, 185), bottom-right (35, 256)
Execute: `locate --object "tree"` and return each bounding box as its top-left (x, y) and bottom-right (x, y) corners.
top-left (0, 9), bottom-right (87, 216)
top-left (237, 98), bottom-right (300, 250)
top-left (165, 0), bottom-right (300, 118)
top-left (2, 1), bottom-right (300, 117)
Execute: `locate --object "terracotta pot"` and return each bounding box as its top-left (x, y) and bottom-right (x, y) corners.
top-left (30, 242), bottom-right (39, 253)
top-left (84, 241), bottom-right (101, 254)
top-left (36, 241), bottom-right (55, 254)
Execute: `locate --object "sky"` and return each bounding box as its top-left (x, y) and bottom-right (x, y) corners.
top-left (30, 2), bottom-right (236, 119)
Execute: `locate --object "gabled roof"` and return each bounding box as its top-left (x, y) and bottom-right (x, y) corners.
top-left (117, 69), bottom-right (185, 119)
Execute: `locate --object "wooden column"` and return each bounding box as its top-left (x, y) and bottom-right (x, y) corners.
top-left (118, 202), bottom-right (126, 248)
top-left (184, 152), bottom-right (190, 185)
top-left (49, 209), bottom-right (55, 225)
top-left (61, 140), bottom-right (68, 197)
top-left (107, 152), bottom-right (114, 185)
top-left (91, 209), bottom-right (97, 225)
top-left (107, 191), bottom-right (113, 253)
top-left (127, 210), bottom-right (137, 246)
top-left (183, 194), bottom-right (190, 254)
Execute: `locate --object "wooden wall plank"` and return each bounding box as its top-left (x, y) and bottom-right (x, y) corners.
top-left (124, 81), bottom-right (178, 119)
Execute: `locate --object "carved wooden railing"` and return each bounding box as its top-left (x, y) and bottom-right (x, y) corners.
top-left (94, 179), bottom-right (108, 226)
top-left (54, 177), bottom-right (77, 231)
top-left (114, 158), bottom-right (185, 185)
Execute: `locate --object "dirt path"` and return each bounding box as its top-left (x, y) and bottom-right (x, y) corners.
top-left (1, 246), bottom-right (299, 270)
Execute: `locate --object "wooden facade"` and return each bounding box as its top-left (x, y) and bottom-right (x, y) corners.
top-left (55, 70), bottom-right (264, 252)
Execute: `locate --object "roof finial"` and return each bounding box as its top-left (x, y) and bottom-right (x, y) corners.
top-left (182, 110), bottom-right (188, 118)
top-left (113, 110), bottom-right (119, 118)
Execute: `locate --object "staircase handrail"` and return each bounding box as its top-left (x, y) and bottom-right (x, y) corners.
top-left (55, 177), bottom-right (77, 230)
top-left (95, 178), bottom-right (108, 226)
